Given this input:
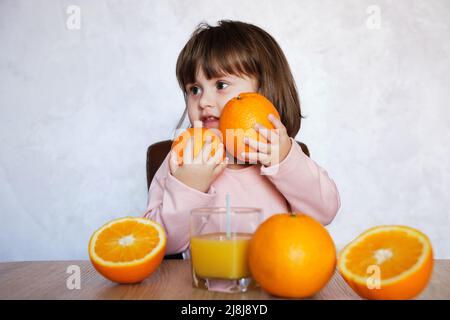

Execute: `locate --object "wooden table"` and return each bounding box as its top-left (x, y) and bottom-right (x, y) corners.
top-left (0, 260), bottom-right (449, 299)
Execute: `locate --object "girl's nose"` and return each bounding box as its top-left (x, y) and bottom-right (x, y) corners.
top-left (198, 90), bottom-right (215, 109)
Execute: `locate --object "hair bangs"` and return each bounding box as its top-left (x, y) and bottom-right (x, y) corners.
top-left (176, 23), bottom-right (259, 93)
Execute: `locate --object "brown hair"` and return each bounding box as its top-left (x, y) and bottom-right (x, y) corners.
top-left (175, 20), bottom-right (303, 138)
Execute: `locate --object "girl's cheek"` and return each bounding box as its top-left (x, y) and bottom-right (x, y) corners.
top-left (187, 107), bottom-right (201, 123)
top-left (219, 93), bottom-right (234, 108)
top-left (186, 105), bottom-right (195, 120)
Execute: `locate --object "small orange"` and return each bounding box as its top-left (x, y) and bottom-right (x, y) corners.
top-left (338, 225), bottom-right (433, 300)
top-left (88, 217), bottom-right (166, 284)
top-left (171, 127), bottom-right (224, 165)
top-left (219, 93), bottom-right (281, 161)
top-left (248, 213), bottom-right (336, 298)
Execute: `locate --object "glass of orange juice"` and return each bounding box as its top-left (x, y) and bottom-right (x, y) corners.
top-left (190, 206), bottom-right (262, 293)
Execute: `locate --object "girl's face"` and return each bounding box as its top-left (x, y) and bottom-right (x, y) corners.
top-left (185, 68), bottom-right (258, 129)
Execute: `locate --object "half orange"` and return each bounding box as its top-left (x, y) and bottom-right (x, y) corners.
top-left (88, 217), bottom-right (166, 284)
top-left (338, 225), bottom-right (433, 300)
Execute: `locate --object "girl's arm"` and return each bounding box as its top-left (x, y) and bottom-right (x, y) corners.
top-left (143, 153), bottom-right (217, 254)
top-left (260, 138), bottom-right (341, 225)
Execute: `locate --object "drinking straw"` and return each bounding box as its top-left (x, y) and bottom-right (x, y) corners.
top-left (226, 193), bottom-right (231, 239)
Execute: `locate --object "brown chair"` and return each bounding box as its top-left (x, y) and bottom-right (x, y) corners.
top-left (146, 139), bottom-right (310, 259)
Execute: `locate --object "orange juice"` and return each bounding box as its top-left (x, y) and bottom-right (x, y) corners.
top-left (190, 232), bottom-right (252, 279)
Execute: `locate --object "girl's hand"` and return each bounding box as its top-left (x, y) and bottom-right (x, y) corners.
top-left (169, 136), bottom-right (228, 193)
top-left (242, 114), bottom-right (292, 167)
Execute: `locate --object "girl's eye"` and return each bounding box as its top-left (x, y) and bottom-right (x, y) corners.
top-left (216, 81), bottom-right (229, 90)
top-left (189, 86), bottom-right (201, 96)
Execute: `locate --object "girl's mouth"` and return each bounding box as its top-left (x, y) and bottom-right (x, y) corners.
top-left (202, 116), bottom-right (220, 128)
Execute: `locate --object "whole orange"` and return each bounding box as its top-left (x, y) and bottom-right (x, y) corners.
top-left (171, 127), bottom-right (224, 165)
top-left (248, 213), bottom-right (336, 298)
top-left (219, 93), bottom-right (281, 161)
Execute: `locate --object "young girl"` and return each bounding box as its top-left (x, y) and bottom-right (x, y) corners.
top-left (143, 20), bottom-right (340, 256)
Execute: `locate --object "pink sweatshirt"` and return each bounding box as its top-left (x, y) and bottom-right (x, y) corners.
top-left (143, 137), bottom-right (341, 255)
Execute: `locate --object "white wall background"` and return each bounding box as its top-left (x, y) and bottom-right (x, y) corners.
top-left (1, 0), bottom-right (449, 261)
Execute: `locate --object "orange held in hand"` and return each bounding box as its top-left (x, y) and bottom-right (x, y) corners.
top-left (171, 127), bottom-right (224, 165)
top-left (248, 213), bottom-right (336, 298)
top-left (338, 225), bottom-right (433, 300)
top-left (219, 93), bottom-right (281, 161)
top-left (88, 217), bottom-right (166, 284)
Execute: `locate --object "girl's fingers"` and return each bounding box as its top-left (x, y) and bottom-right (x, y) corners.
top-left (207, 143), bottom-right (225, 165)
top-left (244, 137), bottom-right (270, 154)
top-left (239, 149), bottom-right (253, 163)
top-left (207, 128), bottom-right (224, 142)
top-left (213, 156), bottom-right (229, 176)
top-left (198, 136), bottom-right (213, 163)
top-left (183, 137), bottom-right (194, 165)
top-left (254, 123), bottom-right (279, 144)
top-left (268, 113), bottom-right (286, 132)
top-left (243, 152), bottom-right (271, 166)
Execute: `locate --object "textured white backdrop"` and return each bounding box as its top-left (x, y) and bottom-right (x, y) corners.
top-left (1, 0), bottom-right (449, 261)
